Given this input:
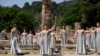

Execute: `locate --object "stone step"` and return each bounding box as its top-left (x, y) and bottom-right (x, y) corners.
top-left (0, 47), bottom-right (98, 56)
top-left (0, 39), bottom-right (76, 48)
top-left (0, 54), bottom-right (99, 56)
top-left (2, 49), bottom-right (39, 55)
top-left (0, 54), bottom-right (40, 56)
top-left (0, 40), bottom-right (10, 47)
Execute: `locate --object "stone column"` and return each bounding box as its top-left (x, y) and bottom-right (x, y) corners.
top-left (73, 22), bottom-right (80, 43)
top-left (41, 0), bottom-right (52, 29)
top-left (66, 26), bottom-right (71, 40)
top-left (75, 22), bottom-right (80, 30)
top-left (56, 26), bottom-right (61, 40)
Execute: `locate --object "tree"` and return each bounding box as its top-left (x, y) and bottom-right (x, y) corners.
top-left (57, 2), bottom-right (96, 27)
top-left (96, 2), bottom-right (100, 22)
top-left (0, 6), bottom-right (38, 32)
top-left (12, 4), bottom-right (20, 9)
top-left (31, 1), bottom-right (42, 14)
top-left (57, 3), bottom-right (82, 26)
top-left (23, 2), bottom-right (31, 11)
top-left (54, 1), bottom-right (73, 16)
top-left (86, 0), bottom-right (100, 4)
top-left (81, 2), bottom-right (96, 27)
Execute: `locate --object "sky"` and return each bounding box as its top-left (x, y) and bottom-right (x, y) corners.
top-left (0, 0), bottom-right (66, 7)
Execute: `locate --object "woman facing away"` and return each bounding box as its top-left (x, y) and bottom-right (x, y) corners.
top-left (27, 30), bottom-right (34, 45)
top-left (90, 27), bottom-right (96, 49)
top-left (35, 29), bottom-right (41, 46)
top-left (85, 27), bottom-right (91, 48)
top-left (49, 29), bottom-right (56, 48)
top-left (36, 30), bottom-right (44, 55)
top-left (21, 29), bottom-right (28, 45)
top-left (95, 22), bottom-right (100, 54)
top-left (40, 24), bottom-right (56, 56)
top-left (60, 26), bottom-right (67, 47)
top-left (74, 23), bottom-right (86, 55)
top-left (10, 24), bottom-right (22, 55)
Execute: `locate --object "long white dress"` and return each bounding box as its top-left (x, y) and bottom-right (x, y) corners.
top-left (76, 30), bottom-right (86, 54)
top-left (95, 29), bottom-right (100, 53)
top-left (50, 32), bottom-right (56, 48)
top-left (42, 31), bottom-right (50, 55)
top-left (37, 33), bottom-right (40, 46)
top-left (90, 31), bottom-right (96, 49)
top-left (21, 33), bottom-right (27, 45)
top-left (11, 32), bottom-right (21, 54)
top-left (61, 30), bottom-right (67, 46)
top-left (85, 31), bottom-right (91, 47)
top-left (39, 33), bottom-right (44, 55)
top-left (27, 34), bottom-right (33, 45)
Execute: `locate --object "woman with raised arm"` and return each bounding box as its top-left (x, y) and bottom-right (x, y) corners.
top-left (41, 23), bottom-right (56, 56)
top-left (27, 30), bottom-right (33, 45)
top-left (95, 22), bottom-right (100, 54)
top-left (60, 26), bottom-right (67, 46)
top-left (10, 24), bottom-right (21, 55)
top-left (21, 29), bottom-right (27, 45)
top-left (74, 23), bottom-right (86, 55)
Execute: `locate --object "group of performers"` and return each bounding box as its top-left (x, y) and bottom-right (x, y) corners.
top-left (74, 22), bottom-right (100, 55)
top-left (10, 24), bottom-right (34, 54)
top-left (10, 22), bottom-right (100, 56)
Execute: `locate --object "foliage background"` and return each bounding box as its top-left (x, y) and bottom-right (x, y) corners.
top-left (0, 0), bottom-right (100, 32)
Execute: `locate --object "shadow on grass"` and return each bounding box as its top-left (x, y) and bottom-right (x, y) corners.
top-left (17, 52), bottom-right (30, 56)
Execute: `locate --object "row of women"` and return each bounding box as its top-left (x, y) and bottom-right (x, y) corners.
top-left (35, 26), bottom-right (67, 56)
top-left (10, 24), bottom-right (35, 54)
top-left (10, 22), bottom-right (100, 55)
top-left (10, 23), bottom-right (67, 55)
top-left (74, 22), bottom-right (100, 55)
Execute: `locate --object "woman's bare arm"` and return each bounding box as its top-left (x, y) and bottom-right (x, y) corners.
top-left (9, 29), bottom-right (13, 41)
top-left (40, 31), bottom-right (44, 41)
top-left (59, 30), bottom-right (62, 38)
top-left (48, 23), bottom-right (56, 32)
top-left (73, 30), bottom-right (78, 38)
top-left (34, 33), bottom-right (37, 38)
top-left (48, 33), bottom-right (51, 38)
top-left (20, 33), bottom-right (23, 40)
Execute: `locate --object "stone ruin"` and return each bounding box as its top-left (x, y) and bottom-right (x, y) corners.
top-left (55, 22), bottom-right (81, 44)
top-left (0, 29), bottom-right (9, 40)
top-left (0, 29), bottom-right (9, 54)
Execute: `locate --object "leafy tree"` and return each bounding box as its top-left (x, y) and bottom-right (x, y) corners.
top-left (22, 1), bottom-right (73, 18)
top-left (30, 1), bottom-right (42, 14)
top-left (81, 2), bottom-right (96, 27)
top-left (58, 2), bottom-right (96, 27)
top-left (12, 4), bottom-right (20, 9)
top-left (54, 1), bottom-right (73, 16)
top-left (57, 3), bottom-right (82, 26)
top-left (96, 2), bottom-right (100, 22)
top-left (86, 0), bottom-right (100, 4)
top-left (0, 6), bottom-right (38, 32)
top-left (23, 2), bottom-right (31, 11)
